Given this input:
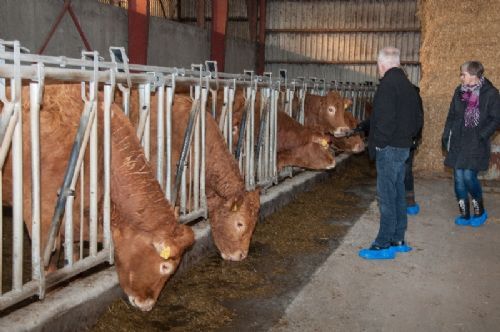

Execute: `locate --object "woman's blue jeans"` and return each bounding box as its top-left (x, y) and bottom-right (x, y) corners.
top-left (374, 146), bottom-right (410, 248)
top-left (453, 168), bottom-right (482, 201)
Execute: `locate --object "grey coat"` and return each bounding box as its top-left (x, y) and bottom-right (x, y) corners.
top-left (442, 78), bottom-right (500, 171)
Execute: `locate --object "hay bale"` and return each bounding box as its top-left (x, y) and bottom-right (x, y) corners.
top-left (415, 0), bottom-right (500, 174)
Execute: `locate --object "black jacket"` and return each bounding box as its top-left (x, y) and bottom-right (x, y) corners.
top-left (442, 78), bottom-right (500, 171)
top-left (357, 85), bottom-right (423, 148)
top-left (368, 67), bottom-right (423, 159)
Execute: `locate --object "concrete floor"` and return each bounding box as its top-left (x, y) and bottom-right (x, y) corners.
top-left (270, 177), bottom-right (500, 332)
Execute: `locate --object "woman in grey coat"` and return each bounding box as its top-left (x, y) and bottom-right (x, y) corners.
top-left (442, 61), bottom-right (500, 226)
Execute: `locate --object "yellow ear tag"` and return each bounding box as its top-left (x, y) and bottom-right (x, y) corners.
top-left (160, 246), bottom-right (171, 260)
top-left (320, 139), bottom-right (329, 149)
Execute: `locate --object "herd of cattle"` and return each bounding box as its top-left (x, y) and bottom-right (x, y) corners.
top-left (2, 83), bottom-right (366, 311)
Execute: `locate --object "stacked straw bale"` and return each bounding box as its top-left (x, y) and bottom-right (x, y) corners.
top-left (416, 0), bottom-right (500, 175)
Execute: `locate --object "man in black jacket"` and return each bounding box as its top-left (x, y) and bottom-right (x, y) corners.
top-left (359, 47), bottom-right (423, 260)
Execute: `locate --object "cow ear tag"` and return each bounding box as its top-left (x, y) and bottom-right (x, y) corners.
top-left (160, 246), bottom-right (171, 260)
top-left (320, 139), bottom-right (328, 149)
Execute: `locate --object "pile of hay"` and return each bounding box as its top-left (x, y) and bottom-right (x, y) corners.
top-left (416, 0), bottom-right (500, 174)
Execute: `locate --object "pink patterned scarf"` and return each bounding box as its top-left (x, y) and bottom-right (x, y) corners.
top-left (460, 77), bottom-right (484, 128)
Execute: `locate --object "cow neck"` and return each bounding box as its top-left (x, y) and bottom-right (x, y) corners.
top-left (110, 107), bottom-right (178, 233)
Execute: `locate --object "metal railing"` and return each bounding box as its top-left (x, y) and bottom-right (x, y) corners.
top-left (0, 39), bottom-right (375, 311)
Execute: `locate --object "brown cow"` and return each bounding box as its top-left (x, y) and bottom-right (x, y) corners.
top-left (124, 90), bottom-right (260, 261)
top-left (275, 111), bottom-right (335, 170)
top-left (331, 111), bottom-right (365, 154)
top-left (2, 84), bottom-right (194, 311)
top-left (303, 91), bottom-right (351, 137)
top-left (169, 95), bottom-right (260, 261)
top-left (109, 105), bottom-right (194, 310)
top-left (219, 89), bottom-right (336, 170)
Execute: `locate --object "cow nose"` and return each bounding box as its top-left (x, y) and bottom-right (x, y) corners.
top-left (332, 126), bottom-right (351, 137)
top-left (129, 296), bottom-right (155, 312)
top-left (222, 250), bottom-right (247, 261)
top-left (354, 142), bottom-right (365, 153)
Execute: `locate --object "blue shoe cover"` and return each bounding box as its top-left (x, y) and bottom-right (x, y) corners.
top-left (407, 203), bottom-right (420, 215)
top-left (470, 211), bottom-right (488, 227)
top-left (391, 244), bottom-right (412, 253)
top-left (359, 247), bottom-right (396, 260)
top-left (455, 215), bottom-right (470, 226)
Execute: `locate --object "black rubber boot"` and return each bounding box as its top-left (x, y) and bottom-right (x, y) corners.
top-left (471, 199), bottom-right (485, 217)
top-left (470, 198), bottom-right (488, 227)
top-left (455, 199), bottom-right (470, 226)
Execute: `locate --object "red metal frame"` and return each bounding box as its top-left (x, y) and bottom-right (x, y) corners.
top-left (211, 0), bottom-right (228, 72)
top-left (37, 0), bottom-right (92, 55)
top-left (128, 0), bottom-right (150, 65)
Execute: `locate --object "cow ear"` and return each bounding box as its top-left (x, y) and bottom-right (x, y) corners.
top-left (344, 99), bottom-right (353, 111)
top-left (173, 225), bottom-right (195, 249)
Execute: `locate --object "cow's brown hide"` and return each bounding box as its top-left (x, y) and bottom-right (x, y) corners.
top-left (124, 91), bottom-right (260, 261)
top-left (2, 84), bottom-right (194, 311)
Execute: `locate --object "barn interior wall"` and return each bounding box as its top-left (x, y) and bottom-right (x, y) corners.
top-left (0, 0), bottom-right (254, 74)
top-left (264, 0), bottom-right (421, 85)
top-left (416, 0), bottom-right (500, 178)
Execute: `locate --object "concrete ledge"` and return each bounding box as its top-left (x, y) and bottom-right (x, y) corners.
top-left (0, 154), bottom-right (350, 332)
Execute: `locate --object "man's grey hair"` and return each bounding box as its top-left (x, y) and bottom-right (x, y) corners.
top-left (377, 47), bottom-right (400, 68)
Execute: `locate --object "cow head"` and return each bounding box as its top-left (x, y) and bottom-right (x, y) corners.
top-left (332, 136), bottom-right (365, 154)
top-left (332, 110), bottom-right (365, 153)
top-left (112, 217), bottom-right (194, 311)
top-left (277, 141), bottom-right (336, 171)
top-left (209, 189), bottom-right (260, 261)
top-left (318, 92), bottom-right (351, 137)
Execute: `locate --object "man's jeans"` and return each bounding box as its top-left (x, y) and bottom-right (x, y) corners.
top-left (454, 168), bottom-right (482, 201)
top-left (374, 146), bottom-right (410, 247)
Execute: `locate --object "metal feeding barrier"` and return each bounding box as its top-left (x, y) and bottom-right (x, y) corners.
top-left (0, 39), bottom-right (374, 311)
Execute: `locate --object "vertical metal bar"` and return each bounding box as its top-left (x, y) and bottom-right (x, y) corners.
top-left (272, 88), bottom-right (278, 182)
top-left (122, 87), bottom-right (130, 117)
top-left (249, 86), bottom-right (256, 188)
top-left (12, 91), bottom-right (23, 291)
top-left (221, 85), bottom-right (229, 141)
top-left (89, 93), bottom-right (98, 257)
top-left (227, 86), bottom-right (234, 154)
top-left (103, 85), bottom-right (112, 263)
top-left (137, 84), bottom-right (151, 160)
top-left (80, 164), bottom-right (84, 260)
top-left (144, 84), bottom-right (151, 161)
top-left (64, 194), bottom-right (74, 266)
top-left (165, 85), bottom-right (173, 201)
top-left (29, 82), bottom-right (42, 281)
top-left (193, 92), bottom-right (201, 211)
top-left (180, 164), bottom-right (187, 214)
top-left (156, 85), bottom-right (165, 186)
top-left (210, 89), bottom-right (216, 119)
top-left (200, 87), bottom-right (207, 218)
